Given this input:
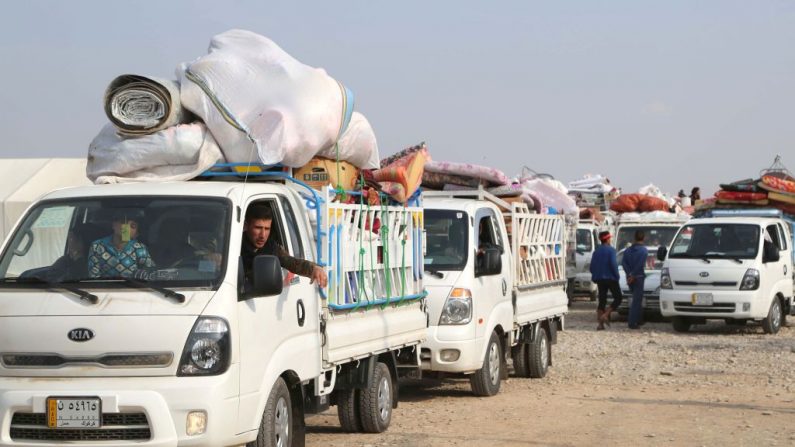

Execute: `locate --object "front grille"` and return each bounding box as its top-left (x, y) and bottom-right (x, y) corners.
top-left (675, 281), bottom-right (738, 287)
top-left (674, 302), bottom-right (736, 313)
top-left (2, 352), bottom-right (173, 368)
top-left (10, 412), bottom-right (151, 441)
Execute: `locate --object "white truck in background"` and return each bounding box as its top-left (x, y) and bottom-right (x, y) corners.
top-left (658, 209), bottom-right (795, 334)
top-left (0, 166), bottom-right (428, 447)
top-left (572, 220), bottom-right (599, 301)
top-left (613, 212), bottom-right (689, 316)
top-left (420, 188), bottom-right (568, 396)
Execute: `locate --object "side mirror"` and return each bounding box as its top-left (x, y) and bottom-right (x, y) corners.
top-left (763, 241), bottom-right (780, 263)
top-left (244, 255), bottom-right (284, 298)
top-left (476, 247), bottom-right (502, 277)
top-left (657, 246), bottom-right (668, 262)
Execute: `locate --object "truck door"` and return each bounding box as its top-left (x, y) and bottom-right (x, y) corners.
top-left (473, 208), bottom-right (509, 339)
top-left (236, 196), bottom-right (320, 431)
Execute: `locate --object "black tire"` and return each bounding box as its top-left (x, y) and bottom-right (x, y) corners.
top-left (358, 362), bottom-right (393, 433)
top-left (250, 378), bottom-right (294, 447)
top-left (336, 388), bottom-right (362, 433)
top-left (762, 298), bottom-right (783, 334)
top-left (672, 317), bottom-right (691, 333)
top-left (528, 326), bottom-right (550, 379)
top-left (511, 343), bottom-right (531, 378)
top-left (469, 331), bottom-right (502, 396)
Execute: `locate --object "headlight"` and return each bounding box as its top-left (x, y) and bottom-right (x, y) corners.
top-left (660, 268), bottom-right (672, 289)
top-left (739, 268), bottom-right (760, 291)
top-left (178, 317), bottom-right (231, 376)
top-left (439, 288), bottom-right (472, 325)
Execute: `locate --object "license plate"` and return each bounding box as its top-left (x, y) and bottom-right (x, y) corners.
top-left (47, 397), bottom-right (101, 428)
top-left (691, 293), bottom-right (713, 306)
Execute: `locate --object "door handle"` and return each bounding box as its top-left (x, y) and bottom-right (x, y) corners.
top-left (296, 299), bottom-right (306, 327)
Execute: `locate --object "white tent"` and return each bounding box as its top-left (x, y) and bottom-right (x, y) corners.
top-left (0, 159), bottom-right (92, 241)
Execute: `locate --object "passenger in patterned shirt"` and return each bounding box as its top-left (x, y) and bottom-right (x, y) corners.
top-left (88, 211), bottom-right (155, 278)
top-left (241, 206), bottom-right (327, 289)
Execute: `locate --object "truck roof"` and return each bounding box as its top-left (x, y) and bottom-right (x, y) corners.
top-left (39, 180), bottom-right (290, 201)
top-left (685, 216), bottom-right (785, 226)
top-left (423, 196), bottom-right (501, 215)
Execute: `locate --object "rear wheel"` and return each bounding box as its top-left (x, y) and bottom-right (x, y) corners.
top-left (672, 317), bottom-right (691, 333)
top-left (470, 331), bottom-right (502, 396)
top-left (762, 298), bottom-right (783, 334)
top-left (511, 343), bottom-right (531, 378)
top-left (336, 388), bottom-right (362, 433)
top-left (528, 326), bottom-right (550, 378)
top-left (250, 378), bottom-right (293, 447)
top-left (358, 362), bottom-right (393, 433)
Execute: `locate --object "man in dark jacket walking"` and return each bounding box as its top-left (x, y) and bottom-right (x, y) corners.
top-left (589, 231), bottom-right (623, 330)
top-left (622, 230), bottom-right (648, 329)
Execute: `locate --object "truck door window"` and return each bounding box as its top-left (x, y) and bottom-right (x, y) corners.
top-left (477, 214), bottom-right (497, 250)
top-left (776, 224), bottom-right (788, 250)
top-left (279, 196), bottom-right (304, 258)
top-left (766, 224), bottom-right (783, 251)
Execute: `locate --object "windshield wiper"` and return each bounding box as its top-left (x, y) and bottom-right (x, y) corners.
top-left (424, 268), bottom-right (444, 279)
top-left (103, 277), bottom-right (186, 303)
top-left (730, 258), bottom-right (743, 264)
top-left (0, 277), bottom-right (98, 304)
top-left (700, 256), bottom-right (712, 264)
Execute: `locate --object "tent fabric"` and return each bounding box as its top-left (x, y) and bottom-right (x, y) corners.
top-left (0, 159), bottom-right (92, 242)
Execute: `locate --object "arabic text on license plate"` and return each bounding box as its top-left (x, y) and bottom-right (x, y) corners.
top-left (691, 293), bottom-right (713, 306)
top-left (47, 397), bottom-right (101, 428)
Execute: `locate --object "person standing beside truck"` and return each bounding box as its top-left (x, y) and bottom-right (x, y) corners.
top-left (622, 230), bottom-right (648, 329)
top-left (241, 205), bottom-right (328, 289)
top-left (589, 231), bottom-right (623, 330)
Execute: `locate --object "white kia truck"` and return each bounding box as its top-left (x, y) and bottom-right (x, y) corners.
top-left (658, 209), bottom-right (795, 334)
top-left (613, 212), bottom-right (689, 316)
top-left (0, 166), bottom-right (427, 446)
top-left (420, 188), bottom-right (567, 396)
top-left (572, 220), bottom-right (599, 300)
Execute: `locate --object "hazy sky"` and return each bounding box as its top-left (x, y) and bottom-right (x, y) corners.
top-left (1, 1), bottom-right (793, 196)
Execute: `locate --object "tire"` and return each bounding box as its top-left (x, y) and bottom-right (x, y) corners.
top-left (250, 378), bottom-right (293, 447)
top-left (511, 343), bottom-right (531, 378)
top-left (762, 298), bottom-right (783, 334)
top-left (358, 362), bottom-right (393, 433)
top-left (336, 389), bottom-right (362, 433)
top-left (469, 331), bottom-right (502, 396)
top-left (672, 317), bottom-right (691, 333)
top-left (528, 326), bottom-right (550, 379)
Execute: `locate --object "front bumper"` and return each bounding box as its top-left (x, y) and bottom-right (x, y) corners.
top-left (659, 289), bottom-right (763, 319)
top-left (420, 325), bottom-right (484, 374)
top-left (0, 364), bottom-right (245, 447)
top-left (618, 292), bottom-right (660, 313)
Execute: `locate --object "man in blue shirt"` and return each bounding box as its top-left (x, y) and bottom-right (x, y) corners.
top-left (589, 231), bottom-right (623, 330)
top-left (621, 230), bottom-right (649, 329)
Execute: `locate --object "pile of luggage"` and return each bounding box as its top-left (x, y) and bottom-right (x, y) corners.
top-left (704, 156), bottom-right (795, 217)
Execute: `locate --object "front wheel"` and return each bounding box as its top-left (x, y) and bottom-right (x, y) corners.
top-left (672, 317), bottom-right (691, 333)
top-left (470, 331), bottom-right (502, 396)
top-left (528, 326), bottom-right (550, 378)
top-left (762, 298), bottom-right (783, 334)
top-left (359, 362), bottom-right (393, 433)
top-left (250, 378), bottom-right (294, 447)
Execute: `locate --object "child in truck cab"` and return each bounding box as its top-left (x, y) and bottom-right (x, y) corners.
top-left (240, 205), bottom-right (327, 290)
top-left (87, 210), bottom-right (155, 278)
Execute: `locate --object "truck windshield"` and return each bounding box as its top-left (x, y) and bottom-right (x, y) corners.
top-left (615, 226), bottom-right (679, 250)
top-left (669, 224), bottom-right (760, 260)
top-left (576, 229), bottom-right (593, 252)
top-left (0, 197), bottom-right (231, 288)
top-left (424, 209), bottom-right (469, 271)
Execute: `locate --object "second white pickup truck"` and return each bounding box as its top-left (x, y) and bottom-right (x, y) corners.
top-left (420, 188), bottom-right (568, 396)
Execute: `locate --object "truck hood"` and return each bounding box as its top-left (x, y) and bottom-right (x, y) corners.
top-left (0, 289), bottom-right (219, 377)
top-left (665, 259), bottom-right (747, 288)
top-left (422, 271), bottom-right (463, 324)
top-left (619, 270), bottom-right (661, 293)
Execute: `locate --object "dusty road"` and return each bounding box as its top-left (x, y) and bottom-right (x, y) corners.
top-left (306, 299), bottom-right (795, 446)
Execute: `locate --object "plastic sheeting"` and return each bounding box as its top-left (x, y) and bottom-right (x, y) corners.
top-left (104, 75), bottom-right (191, 135)
top-left (178, 29), bottom-right (378, 169)
top-left (87, 123), bottom-right (224, 184)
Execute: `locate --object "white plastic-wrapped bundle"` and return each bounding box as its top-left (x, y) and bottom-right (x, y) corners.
top-left (178, 29), bottom-right (365, 167)
top-left (104, 75), bottom-right (191, 135)
top-left (316, 111), bottom-right (379, 169)
top-left (521, 178), bottom-right (578, 215)
top-left (87, 122), bottom-right (224, 184)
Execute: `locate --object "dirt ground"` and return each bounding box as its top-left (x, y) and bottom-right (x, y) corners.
top-left (306, 299), bottom-right (795, 446)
